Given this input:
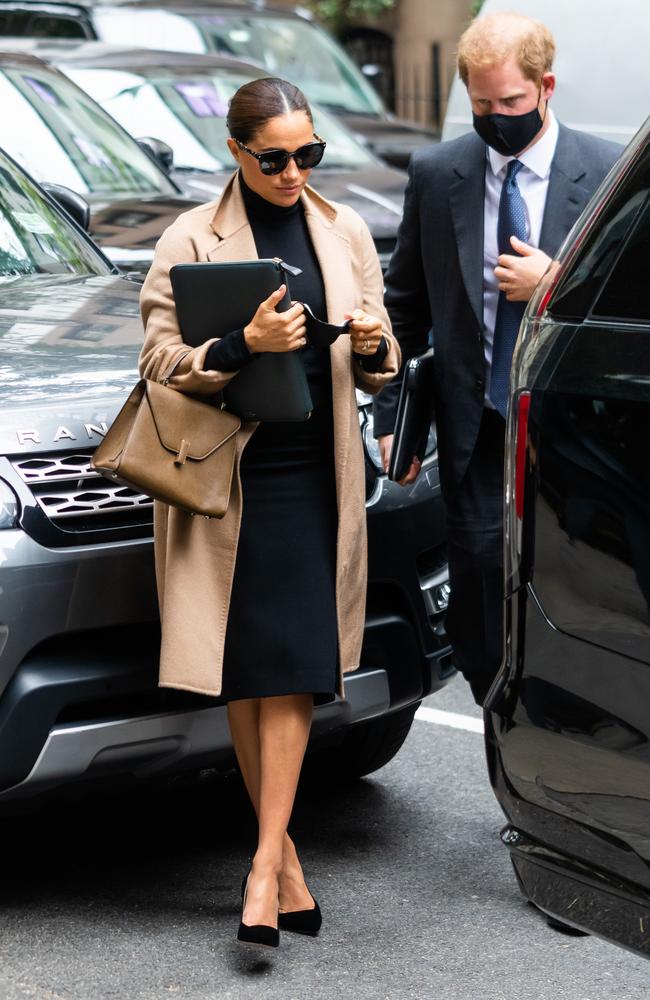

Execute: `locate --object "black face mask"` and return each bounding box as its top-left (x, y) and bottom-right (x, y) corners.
top-left (473, 101), bottom-right (546, 156)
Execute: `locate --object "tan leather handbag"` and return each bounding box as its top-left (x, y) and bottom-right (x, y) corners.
top-left (90, 354), bottom-right (241, 519)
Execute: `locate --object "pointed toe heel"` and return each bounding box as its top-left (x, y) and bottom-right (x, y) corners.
top-left (237, 866), bottom-right (279, 948)
top-left (278, 899), bottom-right (322, 937)
top-left (237, 922), bottom-right (280, 949)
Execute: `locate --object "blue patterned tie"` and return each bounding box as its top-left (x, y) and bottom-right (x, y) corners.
top-left (489, 159), bottom-right (528, 417)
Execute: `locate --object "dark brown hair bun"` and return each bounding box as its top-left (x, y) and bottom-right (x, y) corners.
top-left (226, 78), bottom-right (313, 143)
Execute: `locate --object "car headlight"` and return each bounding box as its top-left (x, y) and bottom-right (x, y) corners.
top-left (0, 479), bottom-right (20, 529)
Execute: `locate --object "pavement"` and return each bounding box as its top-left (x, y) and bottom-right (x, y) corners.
top-left (1, 675), bottom-right (648, 1000)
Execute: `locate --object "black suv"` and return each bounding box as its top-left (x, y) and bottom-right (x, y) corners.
top-left (488, 115), bottom-right (650, 958)
top-left (0, 146), bottom-right (453, 809)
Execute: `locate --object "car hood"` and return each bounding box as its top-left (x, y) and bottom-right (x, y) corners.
top-left (338, 113), bottom-right (438, 167)
top-left (175, 165), bottom-right (406, 240)
top-left (0, 273), bottom-right (142, 453)
top-left (86, 191), bottom-right (202, 274)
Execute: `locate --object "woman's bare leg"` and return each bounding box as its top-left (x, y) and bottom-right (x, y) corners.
top-left (227, 697), bottom-right (316, 913)
top-left (228, 693), bottom-right (313, 927)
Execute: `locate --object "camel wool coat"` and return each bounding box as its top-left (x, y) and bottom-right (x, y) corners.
top-left (138, 171), bottom-right (400, 697)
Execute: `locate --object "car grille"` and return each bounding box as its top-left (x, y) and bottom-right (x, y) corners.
top-left (10, 449), bottom-right (154, 544)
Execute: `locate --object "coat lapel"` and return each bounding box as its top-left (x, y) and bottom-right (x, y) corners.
top-left (540, 125), bottom-right (593, 256)
top-left (448, 135), bottom-right (487, 330)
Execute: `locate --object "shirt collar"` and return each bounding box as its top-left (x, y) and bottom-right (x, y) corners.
top-left (487, 108), bottom-right (559, 180)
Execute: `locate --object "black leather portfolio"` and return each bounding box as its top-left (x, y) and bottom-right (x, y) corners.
top-left (170, 258), bottom-right (312, 422)
top-left (388, 348), bottom-right (435, 482)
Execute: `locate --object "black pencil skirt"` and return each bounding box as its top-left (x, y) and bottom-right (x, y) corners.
top-left (219, 408), bottom-right (339, 703)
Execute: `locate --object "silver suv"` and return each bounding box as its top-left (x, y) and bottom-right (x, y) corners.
top-left (0, 148), bottom-right (453, 808)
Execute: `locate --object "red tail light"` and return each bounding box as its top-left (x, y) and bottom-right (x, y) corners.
top-left (514, 392), bottom-right (531, 520)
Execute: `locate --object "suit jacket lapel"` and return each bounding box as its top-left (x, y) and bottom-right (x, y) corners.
top-left (540, 124), bottom-right (593, 256)
top-left (448, 135), bottom-right (487, 330)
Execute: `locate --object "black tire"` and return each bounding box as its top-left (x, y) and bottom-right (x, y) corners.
top-left (310, 703), bottom-right (420, 781)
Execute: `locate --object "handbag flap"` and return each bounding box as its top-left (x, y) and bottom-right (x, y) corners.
top-left (145, 378), bottom-right (241, 460)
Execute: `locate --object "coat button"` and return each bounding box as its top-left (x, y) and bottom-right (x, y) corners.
top-left (475, 377), bottom-right (485, 390)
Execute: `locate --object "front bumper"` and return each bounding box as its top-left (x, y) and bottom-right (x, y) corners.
top-left (0, 444), bottom-right (452, 802)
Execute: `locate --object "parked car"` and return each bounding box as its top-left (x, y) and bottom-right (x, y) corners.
top-left (487, 116), bottom-right (650, 958)
top-left (0, 145), bottom-right (453, 809)
top-left (12, 41), bottom-right (409, 272)
top-left (443, 0), bottom-right (648, 145)
top-left (0, 0), bottom-right (437, 167)
top-left (0, 48), bottom-right (200, 273)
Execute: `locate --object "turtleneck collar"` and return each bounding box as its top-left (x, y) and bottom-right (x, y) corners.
top-left (239, 171), bottom-right (304, 222)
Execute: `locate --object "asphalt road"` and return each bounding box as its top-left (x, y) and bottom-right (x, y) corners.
top-left (1, 676), bottom-right (648, 1000)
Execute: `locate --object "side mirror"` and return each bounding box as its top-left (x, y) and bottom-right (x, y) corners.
top-left (41, 182), bottom-right (90, 232)
top-left (137, 136), bottom-right (174, 174)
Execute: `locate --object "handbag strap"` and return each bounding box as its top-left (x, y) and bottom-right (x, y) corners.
top-left (160, 349), bottom-right (193, 386)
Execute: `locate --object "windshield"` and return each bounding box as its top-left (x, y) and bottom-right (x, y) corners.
top-left (93, 9), bottom-right (384, 116)
top-left (66, 66), bottom-right (378, 172)
top-left (0, 63), bottom-right (175, 197)
top-left (0, 150), bottom-right (109, 279)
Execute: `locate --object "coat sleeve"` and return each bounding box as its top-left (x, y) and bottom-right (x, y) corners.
top-left (138, 222), bottom-right (242, 396)
top-left (350, 215), bottom-right (401, 396)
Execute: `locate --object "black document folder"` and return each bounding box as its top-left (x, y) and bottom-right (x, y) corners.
top-left (388, 348), bottom-right (435, 482)
top-left (170, 258), bottom-right (313, 422)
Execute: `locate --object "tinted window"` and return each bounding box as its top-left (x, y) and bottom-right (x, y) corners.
top-left (549, 140), bottom-right (649, 320)
top-left (0, 11), bottom-right (32, 33)
top-left (30, 15), bottom-right (88, 38)
top-left (591, 194), bottom-right (650, 322)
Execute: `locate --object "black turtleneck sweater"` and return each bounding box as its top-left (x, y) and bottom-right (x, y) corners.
top-left (203, 173), bottom-right (386, 376)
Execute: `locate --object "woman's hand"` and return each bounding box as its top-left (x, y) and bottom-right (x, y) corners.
top-left (344, 308), bottom-right (384, 355)
top-left (243, 285), bottom-right (307, 353)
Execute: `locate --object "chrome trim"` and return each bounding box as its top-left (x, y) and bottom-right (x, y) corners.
top-left (10, 453), bottom-right (152, 520)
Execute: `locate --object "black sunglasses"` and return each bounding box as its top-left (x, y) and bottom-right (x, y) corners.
top-left (234, 135), bottom-right (326, 176)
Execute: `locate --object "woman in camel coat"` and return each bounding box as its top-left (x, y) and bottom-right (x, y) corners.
top-left (139, 77), bottom-right (399, 948)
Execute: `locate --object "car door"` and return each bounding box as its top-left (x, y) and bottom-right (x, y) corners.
top-left (489, 130), bottom-right (650, 953)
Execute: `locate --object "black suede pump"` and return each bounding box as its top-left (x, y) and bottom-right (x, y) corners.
top-left (240, 865), bottom-right (322, 937)
top-left (237, 871), bottom-right (279, 949)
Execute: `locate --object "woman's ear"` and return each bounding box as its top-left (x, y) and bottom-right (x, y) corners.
top-left (226, 137), bottom-right (241, 164)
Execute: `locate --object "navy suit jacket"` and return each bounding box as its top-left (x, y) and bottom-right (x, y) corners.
top-left (374, 124), bottom-right (622, 501)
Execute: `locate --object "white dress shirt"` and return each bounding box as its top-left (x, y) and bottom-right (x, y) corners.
top-left (482, 109), bottom-right (559, 407)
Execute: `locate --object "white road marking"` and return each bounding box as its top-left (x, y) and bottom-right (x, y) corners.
top-left (415, 705), bottom-right (484, 734)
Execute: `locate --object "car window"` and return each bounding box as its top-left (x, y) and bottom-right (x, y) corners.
top-left (0, 150), bottom-right (109, 278)
top-left (548, 141), bottom-right (650, 320)
top-left (591, 194), bottom-right (650, 323)
top-left (66, 66), bottom-right (378, 172)
top-left (0, 11), bottom-right (32, 34)
top-left (30, 14), bottom-right (88, 38)
top-left (0, 64), bottom-right (176, 197)
top-left (93, 9), bottom-right (384, 116)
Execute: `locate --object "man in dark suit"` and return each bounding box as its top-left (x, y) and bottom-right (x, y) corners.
top-left (374, 11), bottom-right (621, 705)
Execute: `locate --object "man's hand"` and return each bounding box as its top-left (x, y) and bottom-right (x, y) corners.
top-left (378, 434), bottom-right (421, 486)
top-left (494, 236), bottom-right (551, 302)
